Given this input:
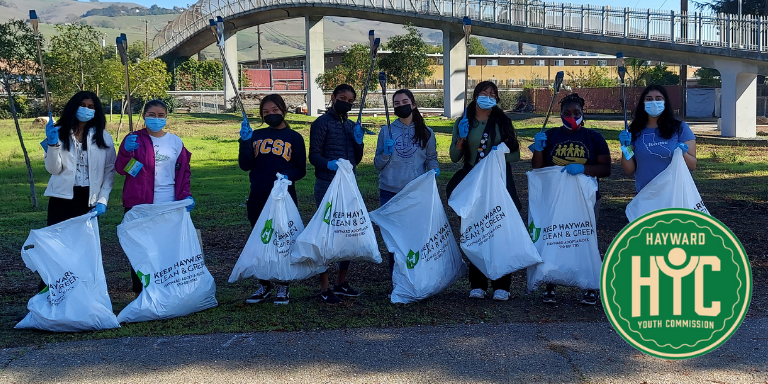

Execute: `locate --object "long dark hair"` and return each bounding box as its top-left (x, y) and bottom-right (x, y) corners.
top-left (393, 89), bottom-right (430, 149)
top-left (259, 93), bottom-right (290, 128)
top-left (142, 99), bottom-right (168, 115)
top-left (629, 85), bottom-right (681, 140)
top-left (56, 91), bottom-right (107, 151)
top-left (462, 81), bottom-right (519, 164)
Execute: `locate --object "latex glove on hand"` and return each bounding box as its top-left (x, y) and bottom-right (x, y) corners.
top-left (240, 118), bottom-right (253, 141)
top-left (185, 196), bottom-right (195, 212)
top-left (433, 168), bottom-right (440, 178)
top-left (383, 139), bottom-right (395, 156)
top-left (45, 115), bottom-right (59, 146)
top-left (354, 123), bottom-right (364, 145)
top-left (492, 146), bottom-right (498, 151)
top-left (124, 134), bottom-right (139, 151)
top-left (618, 130), bottom-right (632, 147)
top-left (279, 174), bottom-right (289, 180)
top-left (458, 111), bottom-right (469, 139)
top-left (677, 142), bottom-right (689, 153)
top-left (561, 163), bottom-right (585, 175)
top-left (327, 160), bottom-right (339, 171)
top-left (533, 132), bottom-right (547, 152)
top-left (90, 203), bottom-right (107, 217)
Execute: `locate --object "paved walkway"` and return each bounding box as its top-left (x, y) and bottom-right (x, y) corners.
top-left (2, 318), bottom-right (766, 383)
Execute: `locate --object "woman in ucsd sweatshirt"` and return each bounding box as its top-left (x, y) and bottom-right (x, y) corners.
top-left (373, 88), bottom-right (439, 287)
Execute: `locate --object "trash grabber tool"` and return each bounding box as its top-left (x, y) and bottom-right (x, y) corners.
top-left (29, 10), bottom-right (51, 118)
top-left (356, 31), bottom-right (380, 126)
top-left (462, 16), bottom-right (471, 112)
top-left (210, 17), bottom-right (247, 120)
top-left (616, 52), bottom-right (634, 160)
top-left (378, 71), bottom-right (392, 139)
top-left (116, 34), bottom-right (134, 133)
top-left (540, 70), bottom-right (564, 132)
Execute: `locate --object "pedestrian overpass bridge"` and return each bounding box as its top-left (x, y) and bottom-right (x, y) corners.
top-left (152, 0), bottom-right (768, 137)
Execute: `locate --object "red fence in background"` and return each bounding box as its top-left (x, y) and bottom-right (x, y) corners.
top-left (244, 69), bottom-right (305, 91)
top-left (532, 86), bottom-right (681, 114)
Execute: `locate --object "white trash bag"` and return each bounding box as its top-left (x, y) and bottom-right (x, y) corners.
top-left (292, 159), bottom-right (381, 265)
top-left (230, 175), bottom-right (327, 283)
top-left (626, 147), bottom-right (710, 222)
top-left (16, 213), bottom-right (120, 332)
top-left (448, 143), bottom-right (542, 280)
top-left (116, 200), bottom-right (217, 323)
top-left (370, 170), bottom-right (467, 304)
top-left (526, 167), bottom-right (601, 291)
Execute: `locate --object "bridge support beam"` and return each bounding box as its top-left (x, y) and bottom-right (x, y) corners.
top-left (716, 61), bottom-right (757, 138)
top-left (306, 16), bottom-right (325, 117)
top-left (442, 28), bottom-right (467, 119)
top-left (223, 30), bottom-right (238, 111)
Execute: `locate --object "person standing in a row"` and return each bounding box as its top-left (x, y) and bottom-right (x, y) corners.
top-left (309, 84), bottom-right (365, 304)
top-left (239, 94), bottom-right (307, 305)
top-left (447, 81), bottom-right (522, 302)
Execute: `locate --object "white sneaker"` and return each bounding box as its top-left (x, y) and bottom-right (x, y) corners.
top-left (493, 289), bottom-right (510, 301)
top-left (469, 288), bottom-right (486, 299)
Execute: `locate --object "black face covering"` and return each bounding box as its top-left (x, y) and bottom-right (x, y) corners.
top-left (333, 99), bottom-right (353, 115)
top-left (264, 113), bottom-right (284, 128)
top-left (394, 104), bottom-right (413, 119)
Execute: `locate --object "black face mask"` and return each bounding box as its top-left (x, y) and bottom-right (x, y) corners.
top-left (264, 113), bottom-right (284, 128)
top-left (333, 99), bottom-right (353, 115)
top-left (394, 104), bottom-right (413, 119)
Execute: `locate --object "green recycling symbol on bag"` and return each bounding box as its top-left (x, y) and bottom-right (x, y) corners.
top-left (602, 209), bottom-right (752, 359)
top-left (135, 270), bottom-right (151, 288)
top-left (406, 250), bottom-right (420, 269)
top-left (261, 219), bottom-right (275, 244)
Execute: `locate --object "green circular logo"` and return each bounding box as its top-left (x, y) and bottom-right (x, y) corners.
top-left (602, 208), bottom-right (752, 360)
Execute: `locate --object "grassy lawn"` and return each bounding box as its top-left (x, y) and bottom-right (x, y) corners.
top-left (0, 111), bottom-right (765, 348)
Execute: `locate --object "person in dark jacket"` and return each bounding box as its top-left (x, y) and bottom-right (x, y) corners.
top-left (308, 84), bottom-right (365, 304)
top-left (238, 94), bottom-right (307, 305)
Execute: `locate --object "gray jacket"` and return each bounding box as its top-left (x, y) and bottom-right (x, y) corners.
top-left (373, 119), bottom-right (438, 193)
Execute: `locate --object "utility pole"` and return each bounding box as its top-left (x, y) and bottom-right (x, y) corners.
top-left (145, 19), bottom-right (149, 59)
top-left (257, 25), bottom-right (263, 69)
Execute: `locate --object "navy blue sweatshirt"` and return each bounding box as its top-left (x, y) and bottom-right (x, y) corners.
top-left (238, 126), bottom-right (307, 191)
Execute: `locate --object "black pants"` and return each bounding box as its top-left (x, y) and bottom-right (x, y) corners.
top-left (40, 186), bottom-right (92, 291)
top-left (446, 163), bottom-right (523, 292)
top-left (314, 179), bottom-right (350, 272)
top-left (247, 186), bottom-right (298, 288)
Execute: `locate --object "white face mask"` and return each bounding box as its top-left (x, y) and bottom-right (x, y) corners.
top-left (644, 100), bottom-right (665, 117)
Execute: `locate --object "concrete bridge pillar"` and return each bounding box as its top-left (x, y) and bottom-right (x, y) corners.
top-left (223, 30), bottom-right (238, 111)
top-left (715, 61), bottom-right (757, 138)
top-left (305, 16), bottom-right (325, 117)
top-left (442, 28), bottom-right (467, 119)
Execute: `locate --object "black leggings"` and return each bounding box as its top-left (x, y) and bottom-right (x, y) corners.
top-left (446, 163), bottom-right (523, 292)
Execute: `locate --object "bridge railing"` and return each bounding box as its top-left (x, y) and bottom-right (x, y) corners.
top-left (152, 0), bottom-right (768, 58)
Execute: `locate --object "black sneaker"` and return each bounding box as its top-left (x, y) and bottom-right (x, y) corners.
top-left (542, 290), bottom-right (556, 304)
top-left (245, 283), bottom-right (272, 304)
top-left (319, 289), bottom-right (342, 304)
top-left (274, 284), bottom-right (290, 305)
top-left (581, 290), bottom-right (598, 306)
top-left (333, 281), bottom-right (361, 297)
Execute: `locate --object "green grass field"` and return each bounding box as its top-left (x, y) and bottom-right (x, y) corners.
top-left (0, 112), bottom-right (765, 349)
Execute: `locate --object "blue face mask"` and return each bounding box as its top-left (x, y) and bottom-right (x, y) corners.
top-left (145, 117), bottom-right (166, 132)
top-left (76, 106), bottom-right (95, 122)
top-left (476, 96), bottom-right (497, 110)
top-left (644, 101), bottom-right (665, 117)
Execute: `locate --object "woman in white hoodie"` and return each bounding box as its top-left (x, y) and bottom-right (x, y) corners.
top-left (373, 88), bottom-right (439, 288)
top-left (44, 91), bottom-right (116, 225)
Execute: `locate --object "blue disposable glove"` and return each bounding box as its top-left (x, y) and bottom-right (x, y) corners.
top-left (561, 163), bottom-right (585, 175)
top-left (354, 123), bottom-right (364, 145)
top-left (45, 114), bottom-right (59, 146)
top-left (124, 134), bottom-right (139, 151)
top-left (383, 138), bottom-right (395, 156)
top-left (618, 130), bottom-right (632, 147)
top-left (433, 168), bottom-right (440, 177)
top-left (279, 174), bottom-right (289, 180)
top-left (90, 203), bottom-right (107, 217)
top-left (533, 132), bottom-right (547, 152)
top-left (458, 111), bottom-right (469, 138)
top-left (185, 196), bottom-right (195, 212)
top-left (492, 145), bottom-right (498, 151)
top-left (677, 142), bottom-right (689, 153)
top-left (240, 118), bottom-right (252, 141)
top-left (327, 160), bottom-right (339, 171)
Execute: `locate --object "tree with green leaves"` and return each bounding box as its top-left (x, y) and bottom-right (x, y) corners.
top-left (695, 68), bottom-right (721, 87)
top-left (378, 24), bottom-right (433, 89)
top-left (695, 0), bottom-right (768, 16)
top-left (45, 24), bottom-right (103, 98)
top-left (625, 58), bottom-right (650, 87)
top-left (566, 66), bottom-right (616, 88)
top-left (640, 64), bottom-right (679, 86)
top-left (315, 44), bottom-right (378, 92)
top-left (0, 19), bottom-right (40, 208)
top-left (424, 37), bottom-right (488, 55)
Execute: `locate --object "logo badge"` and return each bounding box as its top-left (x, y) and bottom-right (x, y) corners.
top-left (260, 219), bottom-right (274, 244)
top-left (406, 250), bottom-right (420, 269)
top-left (135, 270), bottom-right (150, 288)
top-left (602, 209), bottom-right (752, 359)
top-left (322, 201), bottom-right (333, 225)
top-left (528, 221), bottom-right (541, 243)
